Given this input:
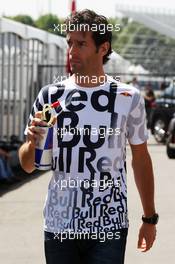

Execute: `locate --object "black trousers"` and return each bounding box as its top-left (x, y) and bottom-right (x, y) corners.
top-left (44, 229), bottom-right (128, 264)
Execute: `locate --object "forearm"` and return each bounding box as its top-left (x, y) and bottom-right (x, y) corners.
top-left (132, 150), bottom-right (156, 217)
top-left (18, 141), bottom-right (35, 173)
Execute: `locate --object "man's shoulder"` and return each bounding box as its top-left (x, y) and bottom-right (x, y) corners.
top-left (108, 77), bottom-right (141, 96)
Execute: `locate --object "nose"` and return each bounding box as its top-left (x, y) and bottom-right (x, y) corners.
top-left (69, 43), bottom-right (78, 57)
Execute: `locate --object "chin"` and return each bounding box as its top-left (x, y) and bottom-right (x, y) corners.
top-left (70, 65), bottom-right (76, 73)
top-left (71, 68), bottom-right (81, 75)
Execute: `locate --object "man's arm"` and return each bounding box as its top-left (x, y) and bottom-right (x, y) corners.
top-left (130, 142), bottom-right (157, 252)
top-left (18, 141), bottom-right (35, 173)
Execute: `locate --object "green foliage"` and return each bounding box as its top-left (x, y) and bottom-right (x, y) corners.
top-left (6, 15), bottom-right (35, 26)
top-left (35, 14), bottom-right (63, 35)
top-left (5, 13), bottom-right (65, 36)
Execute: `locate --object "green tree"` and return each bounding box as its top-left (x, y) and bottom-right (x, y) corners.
top-left (8, 15), bottom-right (35, 26)
top-left (35, 14), bottom-right (63, 36)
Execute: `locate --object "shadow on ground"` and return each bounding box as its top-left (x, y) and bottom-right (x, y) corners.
top-left (0, 166), bottom-right (44, 197)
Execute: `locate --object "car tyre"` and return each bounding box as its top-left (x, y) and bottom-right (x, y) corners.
top-left (166, 144), bottom-right (175, 159)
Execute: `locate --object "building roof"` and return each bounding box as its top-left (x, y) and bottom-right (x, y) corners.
top-left (115, 4), bottom-right (175, 75)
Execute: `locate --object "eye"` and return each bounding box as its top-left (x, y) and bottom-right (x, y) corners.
top-left (77, 41), bottom-right (86, 47)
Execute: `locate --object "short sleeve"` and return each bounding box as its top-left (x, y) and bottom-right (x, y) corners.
top-left (126, 91), bottom-right (148, 145)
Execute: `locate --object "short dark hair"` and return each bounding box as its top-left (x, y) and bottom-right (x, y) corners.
top-left (64, 9), bottom-right (112, 64)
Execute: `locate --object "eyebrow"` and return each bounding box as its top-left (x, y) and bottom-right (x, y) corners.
top-left (66, 39), bottom-right (87, 45)
top-left (77, 40), bottom-right (87, 44)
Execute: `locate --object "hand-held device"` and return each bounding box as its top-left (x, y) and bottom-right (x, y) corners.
top-left (34, 99), bottom-right (70, 170)
top-left (34, 100), bottom-right (61, 170)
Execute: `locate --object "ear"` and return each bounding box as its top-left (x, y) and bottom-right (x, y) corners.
top-left (100, 42), bottom-right (110, 56)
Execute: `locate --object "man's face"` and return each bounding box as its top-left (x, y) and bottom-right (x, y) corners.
top-left (66, 30), bottom-right (102, 75)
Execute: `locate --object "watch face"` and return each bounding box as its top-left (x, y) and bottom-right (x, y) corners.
top-left (142, 213), bottom-right (159, 224)
top-left (153, 213), bottom-right (159, 224)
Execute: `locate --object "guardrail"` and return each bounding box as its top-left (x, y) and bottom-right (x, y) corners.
top-left (0, 17), bottom-right (67, 142)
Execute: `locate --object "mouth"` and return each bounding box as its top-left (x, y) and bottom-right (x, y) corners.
top-left (70, 58), bottom-right (81, 64)
top-left (70, 60), bottom-right (81, 65)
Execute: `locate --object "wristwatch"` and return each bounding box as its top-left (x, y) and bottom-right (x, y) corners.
top-left (142, 213), bottom-right (159, 225)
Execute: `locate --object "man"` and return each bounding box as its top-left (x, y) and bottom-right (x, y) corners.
top-left (130, 77), bottom-right (140, 90)
top-left (19, 9), bottom-right (158, 264)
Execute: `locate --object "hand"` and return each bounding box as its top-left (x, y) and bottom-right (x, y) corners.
top-left (27, 111), bottom-right (57, 148)
top-left (27, 111), bottom-right (48, 147)
top-left (137, 223), bottom-right (157, 252)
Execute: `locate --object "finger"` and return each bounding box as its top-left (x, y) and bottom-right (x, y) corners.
top-left (139, 240), bottom-right (146, 249)
top-left (28, 126), bottom-right (45, 140)
top-left (30, 118), bottom-right (48, 127)
top-left (27, 130), bottom-right (38, 140)
top-left (141, 244), bottom-right (152, 252)
top-left (27, 130), bottom-right (40, 142)
top-left (29, 126), bottom-right (46, 135)
top-left (27, 130), bottom-right (37, 147)
top-left (137, 232), bottom-right (143, 248)
top-left (35, 111), bottom-right (43, 119)
top-left (141, 239), bottom-right (153, 252)
top-left (30, 111), bottom-right (48, 126)
top-left (27, 128), bottom-right (45, 147)
top-left (138, 237), bottom-right (148, 252)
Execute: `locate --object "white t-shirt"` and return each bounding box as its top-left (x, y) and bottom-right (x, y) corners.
top-left (26, 75), bottom-right (148, 234)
